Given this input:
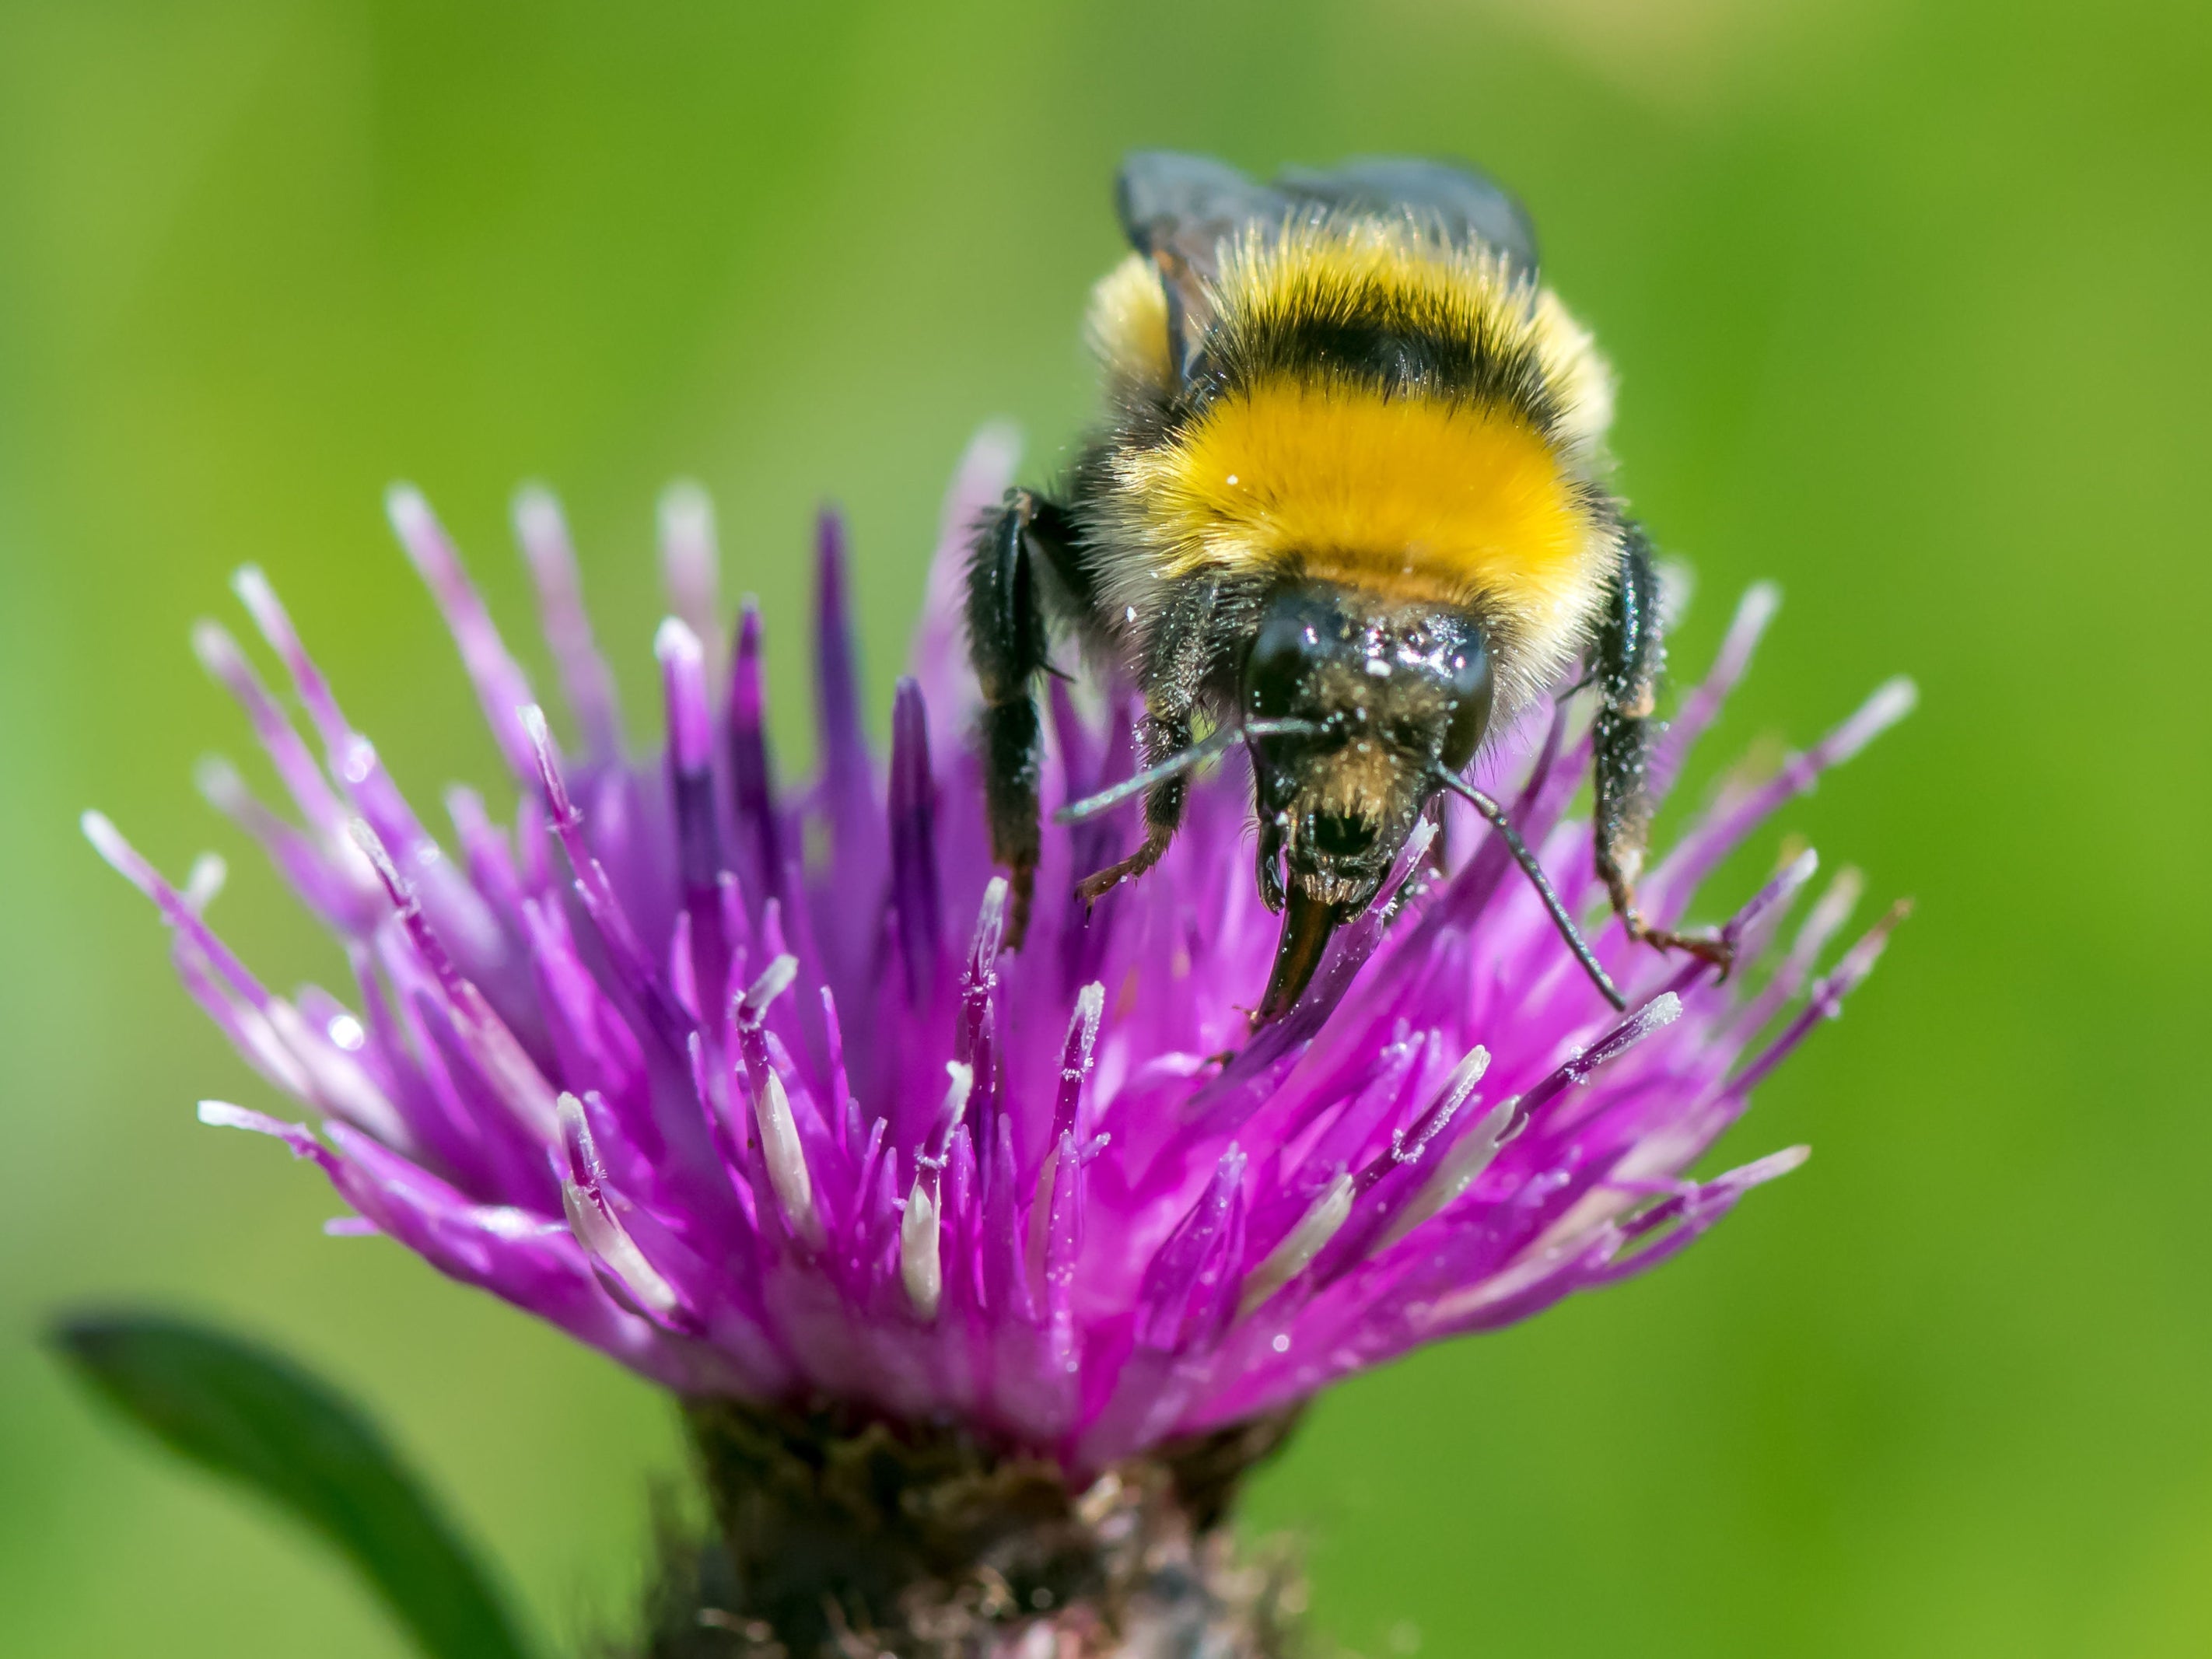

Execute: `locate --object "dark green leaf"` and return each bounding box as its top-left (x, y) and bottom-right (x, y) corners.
top-left (51, 1311), bottom-right (534, 1659)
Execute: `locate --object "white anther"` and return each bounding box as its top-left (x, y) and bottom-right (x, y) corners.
top-left (513, 483), bottom-right (565, 548)
top-left (1377, 1096), bottom-right (1520, 1254)
top-left (1419, 1047), bottom-right (1491, 1140)
top-left (181, 853), bottom-right (228, 914)
top-left (557, 1094), bottom-right (684, 1321)
top-left (1027, 1143), bottom-right (1061, 1290)
top-left (901, 1177), bottom-right (943, 1322)
top-left (190, 619), bottom-right (247, 679)
top-left (1822, 677), bottom-right (1919, 770)
top-left (198, 1099), bottom-right (285, 1135)
top-left (935, 1062), bottom-right (975, 1144)
top-left (79, 810), bottom-right (141, 887)
top-left (264, 996), bottom-right (413, 1150)
top-left (969, 878), bottom-right (1008, 964)
top-left (194, 756), bottom-right (249, 813)
top-left (1237, 1171), bottom-right (1356, 1321)
top-left (754, 1068), bottom-right (825, 1252)
top-left (653, 614), bottom-right (704, 667)
top-left (743, 954), bottom-right (800, 1018)
top-left (657, 481), bottom-right (720, 649)
top-left (383, 481), bottom-right (435, 550)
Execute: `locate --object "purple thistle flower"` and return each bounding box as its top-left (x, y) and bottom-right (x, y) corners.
top-left (87, 432), bottom-right (1908, 1482)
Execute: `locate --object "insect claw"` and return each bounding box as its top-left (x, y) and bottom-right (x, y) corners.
top-left (1641, 926), bottom-right (1736, 979)
top-left (1076, 822), bottom-right (1176, 905)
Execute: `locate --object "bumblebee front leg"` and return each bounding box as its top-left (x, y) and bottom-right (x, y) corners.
top-left (1073, 709), bottom-right (1192, 904)
top-left (966, 488), bottom-right (1075, 948)
top-left (1591, 524), bottom-right (1734, 975)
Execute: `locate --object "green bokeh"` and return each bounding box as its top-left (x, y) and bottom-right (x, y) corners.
top-left (3, 2), bottom-right (2207, 1654)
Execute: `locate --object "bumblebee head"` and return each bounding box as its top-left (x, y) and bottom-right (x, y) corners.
top-left (1242, 584), bottom-right (1494, 1017)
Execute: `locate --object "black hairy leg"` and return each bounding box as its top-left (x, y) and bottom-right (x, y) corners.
top-left (1073, 576), bottom-right (1222, 907)
top-left (1591, 523), bottom-right (1735, 975)
top-left (966, 488), bottom-right (1080, 948)
top-left (1073, 709), bottom-right (1191, 905)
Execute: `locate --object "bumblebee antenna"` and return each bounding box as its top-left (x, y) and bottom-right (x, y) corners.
top-left (1055, 719), bottom-right (1326, 825)
top-left (1430, 767), bottom-right (1627, 1010)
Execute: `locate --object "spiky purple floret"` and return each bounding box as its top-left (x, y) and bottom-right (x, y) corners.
top-left (89, 434), bottom-right (1909, 1472)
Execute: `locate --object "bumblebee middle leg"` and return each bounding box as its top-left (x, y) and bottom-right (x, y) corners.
top-left (966, 488), bottom-right (1081, 948)
top-left (1591, 523), bottom-right (1734, 975)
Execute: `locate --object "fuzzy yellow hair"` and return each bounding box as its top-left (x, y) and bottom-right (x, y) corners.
top-left (1083, 218), bottom-right (1621, 707)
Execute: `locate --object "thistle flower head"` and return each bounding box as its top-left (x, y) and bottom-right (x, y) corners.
top-left (89, 433), bottom-right (1906, 1475)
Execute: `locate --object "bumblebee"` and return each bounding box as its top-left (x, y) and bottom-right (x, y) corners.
top-left (967, 152), bottom-right (1728, 1020)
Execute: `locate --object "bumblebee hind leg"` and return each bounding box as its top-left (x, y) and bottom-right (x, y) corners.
top-left (1592, 523), bottom-right (1735, 975)
top-left (967, 488), bottom-right (1079, 948)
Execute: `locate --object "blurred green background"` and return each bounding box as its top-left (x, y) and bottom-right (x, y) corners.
top-left (3, 1), bottom-right (2207, 1654)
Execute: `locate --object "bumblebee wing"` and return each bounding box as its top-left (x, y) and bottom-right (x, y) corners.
top-left (1116, 151), bottom-right (1293, 381)
top-left (1272, 156), bottom-right (1539, 280)
top-left (1116, 151), bottom-right (1290, 276)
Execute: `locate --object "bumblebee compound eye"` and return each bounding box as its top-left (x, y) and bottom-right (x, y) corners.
top-left (1244, 590), bottom-right (1343, 723)
top-left (1435, 626), bottom-right (1495, 772)
top-left (1244, 590), bottom-right (1349, 834)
